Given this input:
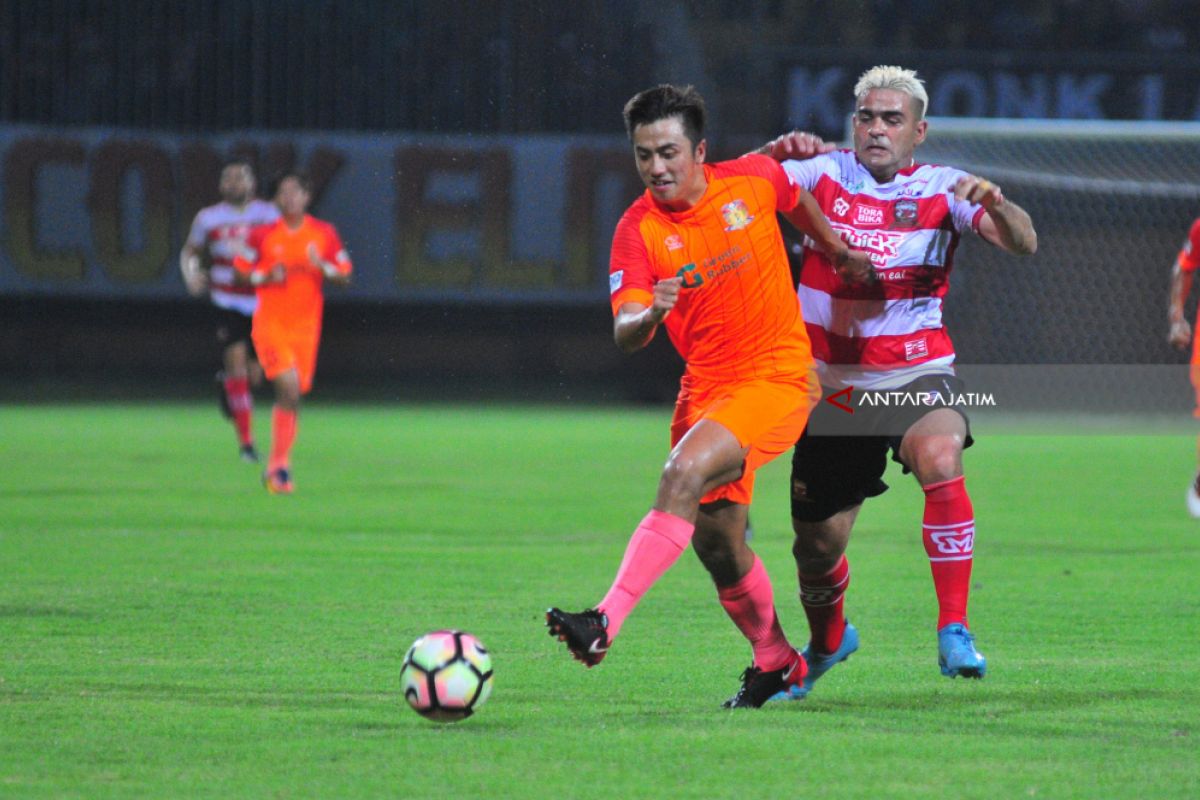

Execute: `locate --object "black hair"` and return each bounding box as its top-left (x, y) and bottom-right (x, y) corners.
top-left (622, 84), bottom-right (706, 147)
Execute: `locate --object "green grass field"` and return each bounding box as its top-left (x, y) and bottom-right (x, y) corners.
top-left (2, 402), bottom-right (1198, 798)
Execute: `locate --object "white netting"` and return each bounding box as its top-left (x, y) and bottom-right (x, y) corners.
top-left (900, 118), bottom-right (1200, 364)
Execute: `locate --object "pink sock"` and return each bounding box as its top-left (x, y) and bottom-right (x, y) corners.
top-left (717, 555), bottom-right (795, 671)
top-left (799, 555), bottom-right (850, 654)
top-left (597, 510), bottom-right (694, 641)
top-left (922, 476), bottom-right (975, 629)
top-left (224, 376), bottom-right (254, 447)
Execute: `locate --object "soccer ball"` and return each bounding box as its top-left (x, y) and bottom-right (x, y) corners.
top-left (400, 629), bottom-right (494, 722)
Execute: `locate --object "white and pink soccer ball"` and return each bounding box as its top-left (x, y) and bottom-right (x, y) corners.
top-left (400, 630), bottom-right (494, 722)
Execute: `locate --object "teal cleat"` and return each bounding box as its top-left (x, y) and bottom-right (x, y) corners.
top-left (770, 621), bottom-right (859, 701)
top-left (938, 623), bottom-right (987, 678)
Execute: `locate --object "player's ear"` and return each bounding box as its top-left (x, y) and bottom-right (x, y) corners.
top-left (914, 119), bottom-right (928, 146)
top-left (694, 138), bottom-right (707, 164)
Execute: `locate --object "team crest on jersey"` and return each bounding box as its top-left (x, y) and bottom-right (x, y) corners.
top-left (832, 197), bottom-right (851, 217)
top-left (893, 199), bottom-right (919, 228)
top-left (609, 270), bottom-right (624, 295)
top-left (721, 200), bottom-right (754, 231)
top-left (904, 338), bottom-right (929, 361)
top-left (665, 234), bottom-right (684, 251)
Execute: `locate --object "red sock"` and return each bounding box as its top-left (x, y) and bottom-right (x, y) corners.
top-left (922, 476), bottom-right (975, 629)
top-left (798, 555), bottom-right (850, 654)
top-left (224, 376), bottom-right (254, 447)
top-left (268, 407), bottom-right (297, 473)
top-left (717, 555), bottom-right (796, 671)
top-left (597, 510), bottom-right (693, 641)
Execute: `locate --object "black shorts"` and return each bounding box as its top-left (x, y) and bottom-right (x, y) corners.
top-left (214, 306), bottom-right (254, 354)
top-left (790, 374), bottom-right (974, 522)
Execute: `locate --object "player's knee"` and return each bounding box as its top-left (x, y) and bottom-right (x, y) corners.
top-left (906, 437), bottom-right (962, 483)
top-left (657, 453), bottom-right (707, 505)
top-left (791, 522), bottom-right (844, 571)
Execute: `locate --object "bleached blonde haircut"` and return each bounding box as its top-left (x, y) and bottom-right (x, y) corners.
top-left (854, 65), bottom-right (929, 120)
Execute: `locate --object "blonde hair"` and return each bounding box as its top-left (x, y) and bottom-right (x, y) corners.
top-left (853, 65), bottom-right (929, 119)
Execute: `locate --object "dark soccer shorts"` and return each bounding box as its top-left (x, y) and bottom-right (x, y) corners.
top-left (790, 373), bottom-right (975, 522)
top-left (214, 306), bottom-right (254, 355)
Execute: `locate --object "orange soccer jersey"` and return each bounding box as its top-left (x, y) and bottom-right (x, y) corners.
top-left (609, 154), bottom-right (819, 504)
top-left (235, 214), bottom-right (352, 393)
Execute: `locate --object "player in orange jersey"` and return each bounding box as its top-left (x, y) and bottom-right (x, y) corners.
top-left (235, 172), bottom-right (351, 494)
top-left (1168, 215), bottom-right (1200, 516)
top-left (546, 84), bottom-right (873, 708)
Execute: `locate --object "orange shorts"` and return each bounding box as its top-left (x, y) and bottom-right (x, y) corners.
top-left (253, 323), bottom-right (320, 394)
top-left (670, 369), bottom-right (821, 505)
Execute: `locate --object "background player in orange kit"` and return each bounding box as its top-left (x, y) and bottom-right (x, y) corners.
top-left (180, 160), bottom-right (280, 462)
top-left (1167, 215), bottom-right (1200, 516)
top-left (235, 172), bottom-right (352, 494)
top-left (545, 84), bottom-right (873, 708)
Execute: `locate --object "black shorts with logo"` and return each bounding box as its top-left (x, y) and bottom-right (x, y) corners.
top-left (790, 373), bottom-right (974, 522)
top-left (214, 306), bottom-right (254, 354)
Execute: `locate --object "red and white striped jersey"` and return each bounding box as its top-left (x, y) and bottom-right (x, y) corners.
top-left (186, 199), bottom-right (280, 315)
top-left (782, 150), bottom-right (986, 390)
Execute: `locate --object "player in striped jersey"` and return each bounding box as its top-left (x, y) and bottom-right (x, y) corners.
top-left (181, 161), bottom-right (280, 463)
top-left (762, 66), bottom-right (1037, 695)
top-left (1167, 216), bottom-right (1200, 516)
top-left (546, 84), bottom-right (874, 708)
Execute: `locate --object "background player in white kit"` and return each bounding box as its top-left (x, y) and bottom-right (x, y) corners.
top-left (180, 160), bottom-right (280, 463)
top-left (760, 66), bottom-right (1037, 698)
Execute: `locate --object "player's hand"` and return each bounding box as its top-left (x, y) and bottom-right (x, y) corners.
top-left (1169, 318), bottom-right (1193, 350)
top-left (266, 263), bottom-right (286, 284)
top-left (954, 175), bottom-right (1004, 211)
top-left (835, 248), bottom-right (876, 286)
top-left (183, 268), bottom-right (209, 296)
top-left (767, 130), bottom-right (837, 162)
top-left (648, 277), bottom-right (683, 323)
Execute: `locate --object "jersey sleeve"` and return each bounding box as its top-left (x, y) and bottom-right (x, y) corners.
top-left (186, 209), bottom-right (209, 249)
top-left (320, 222), bottom-right (353, 276)
top-left (944, 169), bottom-right (986, 234)
top-left (733, 153), bottom-right (801, 213)
top-left (609, 210), bottom-right (655, 315)
top-left (780, 155), bottom-right (830, 195)
top-left (1179, 218), bottom-right (1200, 272)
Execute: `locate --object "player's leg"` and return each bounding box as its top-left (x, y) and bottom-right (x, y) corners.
top-left (255, 331), bottom-right (299, 495)
top-left (1188, 353), bottom-right (1200, 516)
top-left (222, 330), bottom-right (258, 462)
top-left (898, 405), bottom-right (985, 678)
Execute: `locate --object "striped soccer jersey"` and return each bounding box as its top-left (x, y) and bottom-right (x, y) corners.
top-left (782, 150), bottom-right (986, 391)
top-left (186, 199), bottom-right (280, 315)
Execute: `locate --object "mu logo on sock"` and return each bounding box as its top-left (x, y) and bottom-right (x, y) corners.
top-left (928, 524), bottom-right (975, 556)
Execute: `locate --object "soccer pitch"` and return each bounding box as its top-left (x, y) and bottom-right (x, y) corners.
top-left (2, 402), bottom-right (1197, 798)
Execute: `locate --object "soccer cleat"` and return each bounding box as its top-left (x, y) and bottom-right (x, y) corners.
top-left (938, 623), bottom-right (987, 678)
top-left (239, 444), bottom-right (260, 464)
top-left (263, 467), bottom-right (293, 495)
top-left (545, 607), bottom-right (610, 667)
top-left (1187, 478), bottom-right (1200, 518)
top-left (770, 621), bottom-right (859, 701)
top-left (722, 649), bottom-right (807, 709)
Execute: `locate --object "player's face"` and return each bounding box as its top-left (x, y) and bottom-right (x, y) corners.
top-left (852, 88), bottom-right (928, 183)
top-left (275, 177), bottom-right (310, 218)
top-left (219, 164), bottom-right (254, 205)
top-left (631, 116), bottom-right (707, 210)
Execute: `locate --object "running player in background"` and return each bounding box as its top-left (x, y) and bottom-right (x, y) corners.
top-left (1167, 216), bottom-right (1200, 516)
top-left (180, 160), bottom-right (280, 463)
top-left (760, 65), bottom-right (1037, 698)
top-left (234, 172), bottom-right (351, 495)
top-left (546, 84), bottom-right (874, 708)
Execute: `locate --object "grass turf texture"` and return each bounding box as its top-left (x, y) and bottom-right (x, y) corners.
top-left (1, 402), bottom-right (1197, 798)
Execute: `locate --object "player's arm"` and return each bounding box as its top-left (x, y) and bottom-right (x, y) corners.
top-left (179, 242), bottom-right (209, 296)
top-left (1169, 258), bottom-right (1194, 350)
top-left (955, 176), bottom-right (1038, 256)
top-left (747, 130), bottom-right (837, 160)
top-left (614, 278), bottom-right (682, 354)
top-left (306, 237), bottom-right (352, 287)
top-left (233, 227), bottom-right (284, 287)
top-left (787, 190), bottom-right (875, 285)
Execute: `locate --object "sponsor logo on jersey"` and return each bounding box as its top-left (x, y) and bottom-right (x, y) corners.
top-left (721, 200), bottom-right (754, 231)
top-left (852, 205), bottom-right (885, 226)
top-left (665, 234), bottom-right (684, 251)
top-left (904, 338), bottom-right (929, 361)
top-left (609, 270), bottom-right (623, 295)
top-left (893, 199), bottom-right (919, 227)
top-left (832, 197), bottom-right (851, 217)
top-left (677, 262), bottom-right (704, 288)
top-left (897, 179), bottom-right (930, 197)
top-left (831, 222), bottom-right (904, 266)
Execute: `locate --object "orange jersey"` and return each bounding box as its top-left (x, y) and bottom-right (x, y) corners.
top-left (1179, 217), bottom-right (1200, 272)
top-left (609, 155), bottom-right (811, 384)
top-left (236, 214), bottom-right (352, 333)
